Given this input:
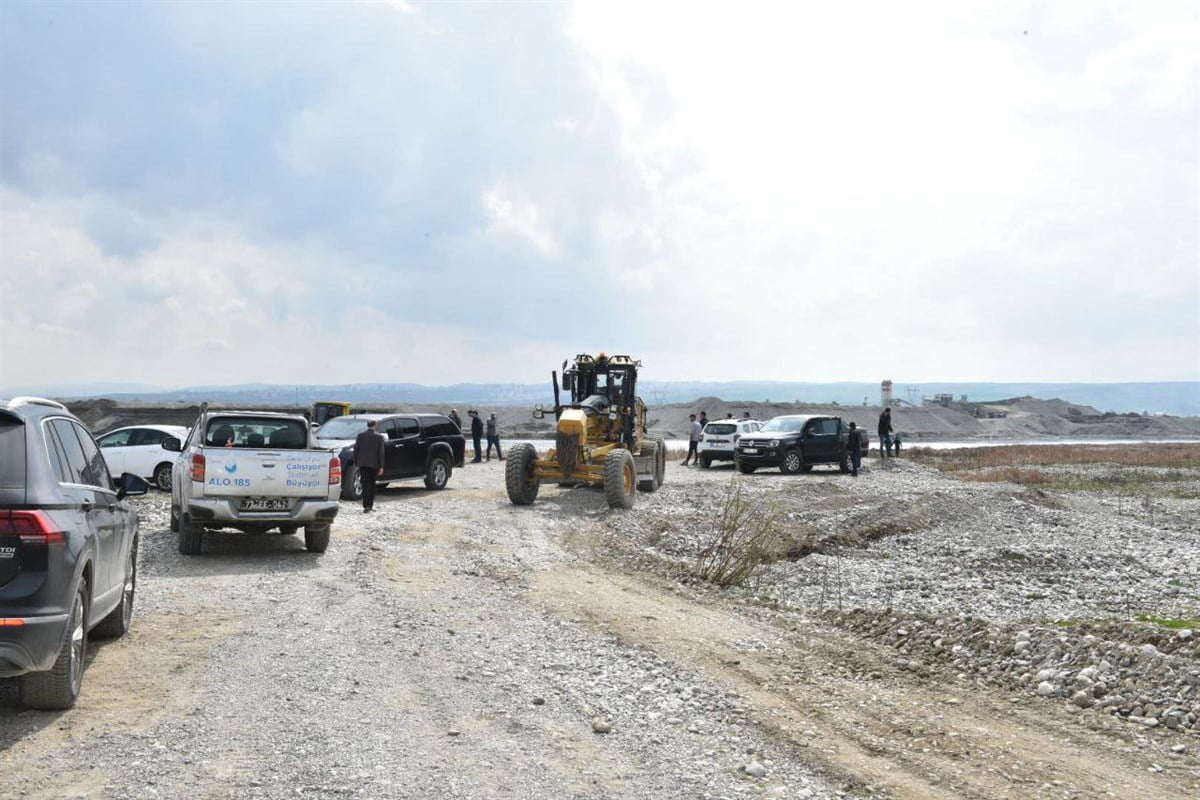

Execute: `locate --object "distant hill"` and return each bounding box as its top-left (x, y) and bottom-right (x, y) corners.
top-left (6, 380), bottom-right (1196, 417)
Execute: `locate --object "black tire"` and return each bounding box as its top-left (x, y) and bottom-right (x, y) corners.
top-left (651, 434), bottom-right (666, 488)
top-left (169, 503), bottom-right (180, 532)
top-left (699, 455), bottom-right (712, 469)
top-left (424, 455), bottom-right (451, 490)
top-left (341, 463), bottom-right (362, 501)
top-left (506, 443), bottom-right (540, 505)
top-left (737, 461), bottom-right (757, 474)
top-left (153, 462), bottom-right (173, 492)
top-left (178, 514), bottom-right (203, 555)
top-left (95, 538), bottom-right (136, 638)
top-left (637, 441), bottom-right (660, 492)
top-left (19, 581), bottom-right (87, 709)
top-left (780, 449), bottom-right (803, 475)
top-left (604, 449), bottom-right (636, 510)
top-left (304, 525), bottom-right (330, 553)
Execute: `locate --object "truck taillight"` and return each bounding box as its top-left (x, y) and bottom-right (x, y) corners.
top-left (190, 453), bottom-right (206, 482)
top-left (329, 457), bottom-right (341, 485)
top-left (0, 510), bottom-right (66, 545)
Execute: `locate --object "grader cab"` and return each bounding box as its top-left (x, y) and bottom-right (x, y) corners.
top-left (505, 353), bottom-right (666, 509)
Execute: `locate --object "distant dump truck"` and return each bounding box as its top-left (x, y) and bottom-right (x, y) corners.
top-left (734, 414), bottom-right (867, 474)
top-left (164, 406), bottom-right (341, 554)
top-left (506, 353), bottom-right (665, 509)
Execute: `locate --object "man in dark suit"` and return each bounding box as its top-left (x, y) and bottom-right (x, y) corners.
top-left (354, 419), bottom-right (386, 512)
top-left (469, 410), bottom-right (484, 463)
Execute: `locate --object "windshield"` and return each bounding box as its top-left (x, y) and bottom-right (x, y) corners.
top-left (315, 417), bottom-right (371, 439)
top-left (705, 423), bottom-right (736, 435)
top-left (760, 417), bottom-right (807, 433)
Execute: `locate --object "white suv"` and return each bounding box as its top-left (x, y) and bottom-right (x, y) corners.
top-left (699, 419), bottom-right (761, 468)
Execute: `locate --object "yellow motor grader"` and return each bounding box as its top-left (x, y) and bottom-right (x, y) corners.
top-left (506, 353), bottom-right (665, 509)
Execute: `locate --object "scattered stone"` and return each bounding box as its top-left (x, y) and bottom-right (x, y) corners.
top-left (1037, 682), bottom-right (1056, 697)
top-left (591, 717), bottom-right (612, 734)
top-left (532, 697), bottom-right (545, 706)
top-left (742, 761), bottom-right (767, 778)
top-left (1071, 690), bottom-right (1094, 709)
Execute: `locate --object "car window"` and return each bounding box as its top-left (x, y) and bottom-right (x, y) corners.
top-left (0, 415), bottom-right (26, 490)
top-left (73, 422), bottom-right (113, 488)
top-left (98, 429), bottom-right (134, 448)
top-left (205, 417), bottom-right (309, 449)
top-left (420, 418), bottom-right (457, 437)
top-left (705, 423), bottom-right (737, 435)
top-left (316, 417), bottom-right (370, 439)
top-left (48, 419), bottom-right (92, 486)
top-left (379, 419), bottom-right (401, 440)
top-left (808, 419), bottom-right (838, 436)
top-left (398, 418), bottom-right (420, 437)
top-left (130, 428), bottom-right (168, 446)
top-left (42, 423), bottom-right (72, 484)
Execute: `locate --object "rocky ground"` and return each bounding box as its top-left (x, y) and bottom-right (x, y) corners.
top-left (1, 451), bottom-right (1197, 799)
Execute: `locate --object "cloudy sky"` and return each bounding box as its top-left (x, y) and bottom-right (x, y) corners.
top-left (1, 0), bottom-right (1196, 389)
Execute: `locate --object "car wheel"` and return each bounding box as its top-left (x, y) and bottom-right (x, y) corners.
top-left (152, 462), bottom-right (173, 491)
top-left (737, 461), bottom-right (757, 474)
top-left (505, 443), bottom-right (540, 505)
top-left (424, 456), bottom-right (451, 490)
top-left (341, 463), bottom-right (362, 501)
top-left (19, 581), bottom-right (88, 709)
top-left (178, 514), bottom-right (203, 555)
top-left (304, 525), bottom-right (331, 553)
top-left (603, 449), bottom-right (636, 510)
top-left (169, 503), bottom-right (180, 532)
top-left (699, 455), bottom-right (712, 469)
top-left (781, 450), bottom-right (803, 475)
top-left (95, 538), bottom-right (137, 638)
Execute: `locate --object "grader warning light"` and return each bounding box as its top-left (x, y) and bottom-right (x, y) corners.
top-left (505, 353), bottom-right (665, 509)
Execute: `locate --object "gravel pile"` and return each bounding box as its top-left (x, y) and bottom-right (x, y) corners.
top-left (833, 610), bottom-right (1198, 733)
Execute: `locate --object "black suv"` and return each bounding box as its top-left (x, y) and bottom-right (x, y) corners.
top-left (1, 397), bottom-right (148, 709)
top-left (735, 414), bottom-right (862, 474)
top-left (314, 414), bottom-right (466, 501)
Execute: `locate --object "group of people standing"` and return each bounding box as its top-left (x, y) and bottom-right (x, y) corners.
top-left (846, 407), bottom-right (902, 477)
top-left (448, 408), bottom-right (503, 463)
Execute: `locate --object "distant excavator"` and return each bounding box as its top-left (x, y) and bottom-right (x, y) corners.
top-left (505, 353), bottom-right (665, 509)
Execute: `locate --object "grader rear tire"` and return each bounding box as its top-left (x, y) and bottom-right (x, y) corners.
top-left (637, 441), bottom-right (660, 492)
top-left (649, 434), bottom-right (666, 488)
top-left (604, 449), bottom-right (636, 509)
top-left (506, 443), bottom-right (540, 505)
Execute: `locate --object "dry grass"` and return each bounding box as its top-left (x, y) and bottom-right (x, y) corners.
top-left (694, 479), bottom-right (788, 587)
top-left (910, 443), bottom-right (1200, 497)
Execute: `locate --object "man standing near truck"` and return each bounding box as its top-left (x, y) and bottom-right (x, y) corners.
top-left (354, 419), bottom-right (386, 513)
top-left (877, 407), bottom-right (894, 459)
top-left (847, 421), bottom-right (864, 477)
top-left (469, 410), bottom-right (484, 463)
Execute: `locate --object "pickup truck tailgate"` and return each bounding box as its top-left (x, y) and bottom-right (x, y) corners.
top-left (201, 449), bottom-right (331, 497)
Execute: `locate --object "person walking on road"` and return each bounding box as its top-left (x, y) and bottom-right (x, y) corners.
top-left (847, 421), bottom-right (864, 477)
top-left (681, 414), bottom-right (701, 466)
top-left (448, 409), bottom-right (462, 431)
top-left (485, 412), bottom-right (503, 461)
top-left (877, 407), bottom-right (894, 459)
top-left (354, 419), bottom-right (386, 512)
top-left (469, 410), bottom-right (483, 462)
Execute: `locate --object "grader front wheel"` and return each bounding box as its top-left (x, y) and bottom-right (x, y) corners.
top-left (604, 449), bottom-right (637, 509)
top-left (637, 440), bottom-right (660, 493)
top-left (506, 443), bottom-right (540, 505)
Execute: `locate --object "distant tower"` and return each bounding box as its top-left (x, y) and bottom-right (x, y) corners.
top-left (880, 379), bottom-right (893, 407)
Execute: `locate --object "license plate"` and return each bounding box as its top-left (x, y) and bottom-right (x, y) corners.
top-left (241, 498), bottom-right (291, 511)
top-left (742, 447), bottom-right (758, 454)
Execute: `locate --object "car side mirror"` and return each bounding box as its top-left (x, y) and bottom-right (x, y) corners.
top-left (116, 472), bottom-right (150, 500)
top-left (162, 437), bottom-right (182, 452)
top-left (532, 404), bottom-right (545, 420)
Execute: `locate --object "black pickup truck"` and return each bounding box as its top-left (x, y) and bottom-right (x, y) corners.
top-left (734, 415), bottom-right (868, 474)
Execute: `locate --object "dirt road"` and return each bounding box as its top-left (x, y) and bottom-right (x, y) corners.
top-left (2, 460), bottom-right (1195, 799)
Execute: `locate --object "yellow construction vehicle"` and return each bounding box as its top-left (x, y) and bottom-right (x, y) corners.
top-left (310, 401), bottom-right (352, 428)
top-left (506, 353), bottom-right (665, 509)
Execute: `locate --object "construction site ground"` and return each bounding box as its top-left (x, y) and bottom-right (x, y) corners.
top-left (1, 454), bottom-right (1197, 799)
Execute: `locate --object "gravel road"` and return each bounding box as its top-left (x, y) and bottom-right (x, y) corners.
top-left (2, 454), bottom-right (1197, 799)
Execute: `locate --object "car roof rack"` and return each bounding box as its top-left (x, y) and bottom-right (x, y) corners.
top-left (3, 396), bottom-right (69, 411)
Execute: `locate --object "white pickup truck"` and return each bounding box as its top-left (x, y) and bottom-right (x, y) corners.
top-left (164, 408), bottom-right (341, 555)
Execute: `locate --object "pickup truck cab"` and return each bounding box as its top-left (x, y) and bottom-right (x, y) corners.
top-left (315, 413), bottom-right (465, 501)
top-left (735, 415), bottom-right (867, 475)
top-left (165, 410), bottom-right (340, 555)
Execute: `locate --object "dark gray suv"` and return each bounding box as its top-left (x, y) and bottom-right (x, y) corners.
top-left (0, 397), bottom-right (148, 709)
